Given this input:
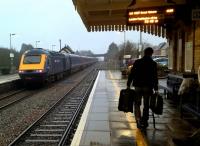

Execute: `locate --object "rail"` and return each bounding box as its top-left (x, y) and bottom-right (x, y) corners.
top-left (8, 69), bottom-right (98, 146)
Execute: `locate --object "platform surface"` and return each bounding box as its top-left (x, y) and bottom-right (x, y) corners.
top-left (71, 70), bottom-right (197, 146)
top-left (0, 74), bottom-right (19, 84)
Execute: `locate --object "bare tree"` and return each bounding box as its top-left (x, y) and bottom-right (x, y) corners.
top-left (105, 42), bottom-right (119, 61)
top-left (118, 40), bottom-right (138, 59)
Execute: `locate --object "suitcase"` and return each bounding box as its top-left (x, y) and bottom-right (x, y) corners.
top-left (150, 93), bottom-right (163, 115)
top-left (150, 93), bottom-right (163, 129)
top-left (118, 88), bottom-right (135, 113)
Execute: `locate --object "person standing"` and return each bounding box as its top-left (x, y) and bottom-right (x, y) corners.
top-left (127, 47), bottom-right (158, 129)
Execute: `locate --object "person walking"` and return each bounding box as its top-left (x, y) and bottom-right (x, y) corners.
top-left (127, 47), bottom-right (158, 129)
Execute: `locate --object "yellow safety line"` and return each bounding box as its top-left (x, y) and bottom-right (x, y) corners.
top-left (108, 70), bottom-right (148, 146)
top-left (108, 71), bottom-right (120, 95)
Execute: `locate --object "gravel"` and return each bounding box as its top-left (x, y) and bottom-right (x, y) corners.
top-left (0, 67), bottom-right (94, 146)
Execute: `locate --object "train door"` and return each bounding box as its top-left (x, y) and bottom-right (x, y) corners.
top-left (69, 55), bottom-right (73, 73)
top-left (46, 57), bottom-right (52, 75)
top-left (63, 56), bottom-right (66, 72)
top-left (65, 54), bottom-right (71, 73)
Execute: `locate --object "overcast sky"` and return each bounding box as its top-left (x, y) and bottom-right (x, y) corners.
top-left (0, 0), bottom-right (166, 54)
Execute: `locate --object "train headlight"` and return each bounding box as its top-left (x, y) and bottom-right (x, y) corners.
top-left (35, 69), bottom-right (43, 73)
top-left (18, 70), bottom-right (24, 73)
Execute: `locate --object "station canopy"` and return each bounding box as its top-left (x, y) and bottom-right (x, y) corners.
top-left (72, 0), bottom-right (186, 38)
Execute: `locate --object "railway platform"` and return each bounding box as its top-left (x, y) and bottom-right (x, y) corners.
top-left (0, 74), bottom-right (20, 94)
top-left (71, 70), bottom-right (198, 146)
top-left (0, 73), bottom-right (19, 84)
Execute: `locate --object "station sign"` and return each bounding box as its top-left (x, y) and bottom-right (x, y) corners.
top-left (10, 53), bottom-right (14, 58)
top-left (124, 55), bottom-right (131, 59)
top-left (192, 9), bottom-right (200, 21)
top-left (127, 7), bottom-right (175, 25)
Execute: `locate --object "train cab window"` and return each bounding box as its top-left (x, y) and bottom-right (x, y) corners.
top-left (23, 55), bottom-right (41, 64)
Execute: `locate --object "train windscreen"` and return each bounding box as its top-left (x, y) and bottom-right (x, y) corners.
top-left (23, 55), bottom-right (41, 64)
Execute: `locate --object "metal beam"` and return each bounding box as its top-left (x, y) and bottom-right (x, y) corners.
top-left (79, 2), bottom-right (130, 11)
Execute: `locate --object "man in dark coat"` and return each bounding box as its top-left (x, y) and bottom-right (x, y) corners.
top-left (127, 47), bottom-right (158, 129)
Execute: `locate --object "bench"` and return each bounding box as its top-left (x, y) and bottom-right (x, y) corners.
top-left (159, 74), bottom-right (183, 100)
top-left (158, 82), bottom-right (171, 98)
top-left (180, 74), bottom-right (200, 118)
top-left (159, 73), bottom-right (200, 119)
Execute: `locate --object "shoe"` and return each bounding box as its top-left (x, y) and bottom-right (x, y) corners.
top-left (140, 123), bottom-right (148, 129)
top-left (136, 120), bottom-right (141, 129)
top-left (140, 120), bottom-right (148, 129)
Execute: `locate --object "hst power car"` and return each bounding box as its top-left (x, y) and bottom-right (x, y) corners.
top-left (18, 48), bottom-right (97, 83)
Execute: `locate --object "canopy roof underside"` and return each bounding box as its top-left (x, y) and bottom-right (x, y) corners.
top-left (72, 0), bottom-right (186, 38)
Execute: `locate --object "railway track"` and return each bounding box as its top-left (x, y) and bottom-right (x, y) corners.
top-left (0, 89), bottom-right (25, 101)
top-left (9, 68), bottom-right (98, 146)
top-left (0, 84), bottom-right (54, 110)
top-left (0, 68), bottom-right (84, 110)
top-left (0, 63), bottom-right (102, 111)
top-left (0, 89), bottom-right (34, 110)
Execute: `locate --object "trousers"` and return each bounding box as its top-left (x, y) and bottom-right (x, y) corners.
top-left (134, 87), bottom-right (153, 122)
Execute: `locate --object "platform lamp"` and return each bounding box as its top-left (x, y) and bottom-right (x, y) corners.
top-left (139, 31), bottom-right (143, 58)
top-left (35, 41), bottom-right (40, 48)
top-left (52, 45), bottom-right (56, 51)
top-left (119, 30), bottom-right (126, 66)
top-left (9, 33), bottom-right (16, 73)
top-left (59, 39), bottom-right (62, 51)
top-left (123, 31), bottom-right (126, 64)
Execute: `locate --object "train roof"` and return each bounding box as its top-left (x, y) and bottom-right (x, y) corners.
top-left (24, 48), bottom-right (96, 59)
top-left (24, 48), bottom-right (64, 57)
top-left (69, 53), bottom-right (95, 58)
top-left (24, 48), bottom-right (49, 55)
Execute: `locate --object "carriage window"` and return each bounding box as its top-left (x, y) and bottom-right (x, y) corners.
top-left (23, 55), bottom-right (41, 64)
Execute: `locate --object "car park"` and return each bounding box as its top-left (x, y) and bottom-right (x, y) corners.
top-left (153, 57), bottom-right (168, 66)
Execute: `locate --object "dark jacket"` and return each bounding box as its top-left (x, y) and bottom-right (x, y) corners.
top-left (127, 56), bottom-right (158, 90)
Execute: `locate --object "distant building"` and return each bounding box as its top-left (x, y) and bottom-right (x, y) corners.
top-left (153, 42), bottom-right (168, 57)
top-left (60, 45), bottom-right (74, 54)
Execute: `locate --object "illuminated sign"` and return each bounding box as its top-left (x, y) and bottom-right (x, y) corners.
top-left (127, 7), bottom-right (175, 25)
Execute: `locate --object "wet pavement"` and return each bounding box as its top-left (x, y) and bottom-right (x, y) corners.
top-left (0, 73), bottom-right (19, 84)
top-left (71, 70), bottom-right (199, 146)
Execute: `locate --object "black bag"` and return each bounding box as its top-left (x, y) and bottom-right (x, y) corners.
top-left (150, 93), bottom-right (163, 115)
top-left (118, 88), bottom-right (135, 113)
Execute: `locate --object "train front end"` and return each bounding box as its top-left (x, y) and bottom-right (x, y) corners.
top-left (18, 49), bottom-right (48, 82)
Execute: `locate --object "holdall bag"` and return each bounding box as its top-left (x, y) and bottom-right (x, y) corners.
top-left (118, 88), bottom-right (135, 113)
top-left (150, 93), bottom-right (163, 115)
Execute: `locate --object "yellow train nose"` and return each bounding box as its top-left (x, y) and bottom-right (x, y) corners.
top-left (19, 54), bottom-right (46, 71)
